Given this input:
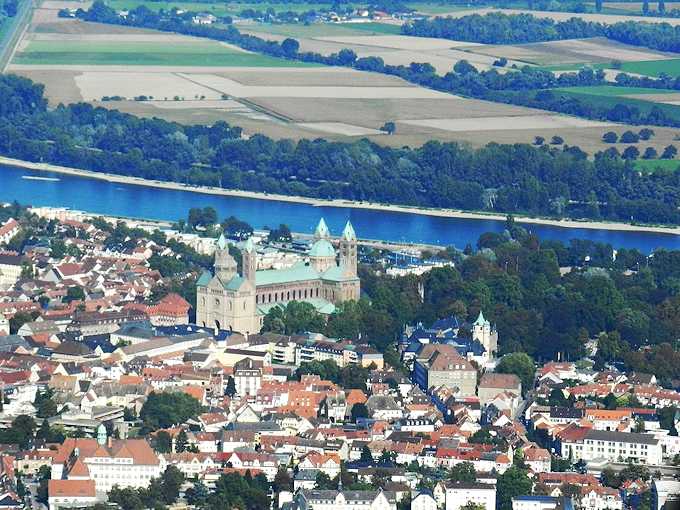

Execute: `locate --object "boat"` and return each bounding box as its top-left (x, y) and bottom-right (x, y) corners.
top-left (21, 175), bottom-right (60, 182)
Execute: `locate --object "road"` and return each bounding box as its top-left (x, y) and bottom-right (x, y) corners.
top-left (0, 0), bottom-right (35, 71)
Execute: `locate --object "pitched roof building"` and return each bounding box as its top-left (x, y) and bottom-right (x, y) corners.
top-left (196, 219), bottom-right (360, 335)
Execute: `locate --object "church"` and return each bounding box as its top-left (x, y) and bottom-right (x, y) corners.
top-left (196, 219), bottom-right (360, 335)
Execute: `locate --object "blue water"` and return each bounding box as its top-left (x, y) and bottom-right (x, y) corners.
top-left (1, 164), bottom-right (679, 253)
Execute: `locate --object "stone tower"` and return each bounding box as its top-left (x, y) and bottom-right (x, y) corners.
top-left (472, 310), bottom-right (498, 358)
top-left (339, 220), bottom-right (358, 277)
top-left (215, 234), bottom-right (237, 282)
top-left (242, 237), bottom-right (257, 285)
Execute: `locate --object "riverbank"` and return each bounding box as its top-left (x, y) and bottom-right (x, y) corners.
top-left (2, 155), bottom-right (680, 237)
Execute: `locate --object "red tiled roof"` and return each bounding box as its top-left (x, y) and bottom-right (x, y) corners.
top-left (48, 479), bottom-right (95, 498)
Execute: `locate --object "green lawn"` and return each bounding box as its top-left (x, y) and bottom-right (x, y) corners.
top-left (634, 159), bottom-right (680, 173)
top-left (14, 40), bottom-right (317, 66)
top-left (553, 85), bottom-right (677, 96)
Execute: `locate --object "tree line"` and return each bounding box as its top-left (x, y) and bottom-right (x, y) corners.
top-left (403, 11), bottom-right (680, 54)
top-left (3, 72), bottom-right (680, 226)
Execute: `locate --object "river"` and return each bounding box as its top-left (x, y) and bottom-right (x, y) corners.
top-left (1, 164), bottom-right (679, 252)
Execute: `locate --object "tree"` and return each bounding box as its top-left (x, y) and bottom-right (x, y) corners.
top-left (225, 376), bottom-right (237, 397)
top-left (659, 0), bottom-right (666, 13)
top-left (595, 0), bottom-right (603, 12)
top-left (602, 131), bottom-right (618, 143)
top-left (622, 146), bottom-right (640, 160)
top-left (9, 311), bottom-right (35, 334)
top-left (550, 135), bottom-right (564, 145)
top-left (281, 37), bottom-right (300, 57)
top-left (662, 144), bottom-right (677, 159)
top-left (620, 130), bottom-right (640, 143)
top-left (267, 224), bottom-right (292, 243)
top-left (351, 402), bottom-right (369, 422)
top-left (380, 122), bottom-right (396, 135)
top-left (315, 471), bottom-right (335, 489)
top-left (496, 466), bottom-right (532, 510)
top-left (534, 136), bottom-right (545, 146)
top-left (360, 445), bottom-right (374, 463)
top-left (159, 465), bottom-right (184, 504)
top-left (139, 392), bottom-right (202, 431)
top-left (453, 59), bottom-right (477, 75)
top-left (176, 429), bottom-right (188, 452)
top-left (643, 0), bottom-right (650, 14)
top-left (154, 431), bottom-right (172, 453)
top-left (35, 389), bottom-right (58, 418)
top-left (273, 467), bottom-right (292, 493)
top-left (63, 286), bottom-right (85, 304)
top-left (222, 216), bottom-right (253, 240)
top-left (496, 352), bottom-right (535, 393)
top-left (639, 128), bottom-right (655, 140)
top-left (186, 480), bottom-right (209, 507)
top-left (261, 301), bottom-right (325, 335)
top-left (642, 147), bottom-right (658, 159)
top-left (449, 461), bottom-right (476, 483)
top-left (603, 392), bottom-right (618, 410)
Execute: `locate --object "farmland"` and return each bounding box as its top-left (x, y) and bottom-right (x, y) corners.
top-left (9, 0), bottom-right (680, 155)
top-left (13, 39), bottom-right (314, 66)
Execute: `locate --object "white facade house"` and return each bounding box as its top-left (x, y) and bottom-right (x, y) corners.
top-left (411, 490), bottom-right (437, 510)
top-left (50, 434), bottom-right (164, 494)
top-left (293, 489), bottom-right (397, 510)
top-left (445, 482), bottom-right (496, 510)
top-left (513, 496), bottom-right (573, 510)
top-left (561, 429), bottom-right (662, 465)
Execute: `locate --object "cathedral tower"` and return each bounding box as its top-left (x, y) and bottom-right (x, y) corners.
top-left (214, 234), bottom-right (237, 283)
top-left (242, 237), bottom-right (257, 285)
top-left (339, 220), bottom-right (357, 277)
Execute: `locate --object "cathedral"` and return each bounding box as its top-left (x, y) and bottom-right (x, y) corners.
top-left (196, 219), bottom-right (361, 335)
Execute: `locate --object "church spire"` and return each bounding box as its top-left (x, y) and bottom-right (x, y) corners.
top-left (314, 218), bottom-right (330, 240)
top-left (342, 220), bottom-right (356, 241)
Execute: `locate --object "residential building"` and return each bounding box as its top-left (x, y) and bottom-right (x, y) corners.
top-left (50, 428), bottom-right (163, 493)
top-left (560, 429), bottom-right (662, 465)
top-left (445, 482), bottom-right (496, 510)
top-left (292, 489), bottom-right (397, 510)
top-left (413, 344), bottom-right (477, 396)
top-left (477, 373), bottom-right (522, 406)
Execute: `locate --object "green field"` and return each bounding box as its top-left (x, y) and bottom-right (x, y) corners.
top-left (14, 40), bottom-right (317, 66)
top-left (634, 159), bottom-right (680, 172)
top-left (553, 85), bottom-right (677, 96)
top-left (551, 87), bottom-right (680, 123)
top-left (542, 59), bottom-right (680, 78)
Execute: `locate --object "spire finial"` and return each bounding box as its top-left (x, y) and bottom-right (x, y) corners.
top-left (342, 220), bottom-right (356, 241)
top-left (314, 218), bottom-right (330, 240)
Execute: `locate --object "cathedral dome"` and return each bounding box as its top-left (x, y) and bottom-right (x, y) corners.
top-left (309, 239), bottom-right (335, 258)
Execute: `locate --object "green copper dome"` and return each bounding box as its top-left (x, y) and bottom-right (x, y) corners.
top-left (309, 239), bottom-right (335, 257)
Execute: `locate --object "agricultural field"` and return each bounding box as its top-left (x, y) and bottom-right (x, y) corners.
top-left (9, 0), bottom-right (680, 154)
top-left (468, 37), bottom-right (676, 66)
top-left (13, 39), bottom-right (315, 66)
